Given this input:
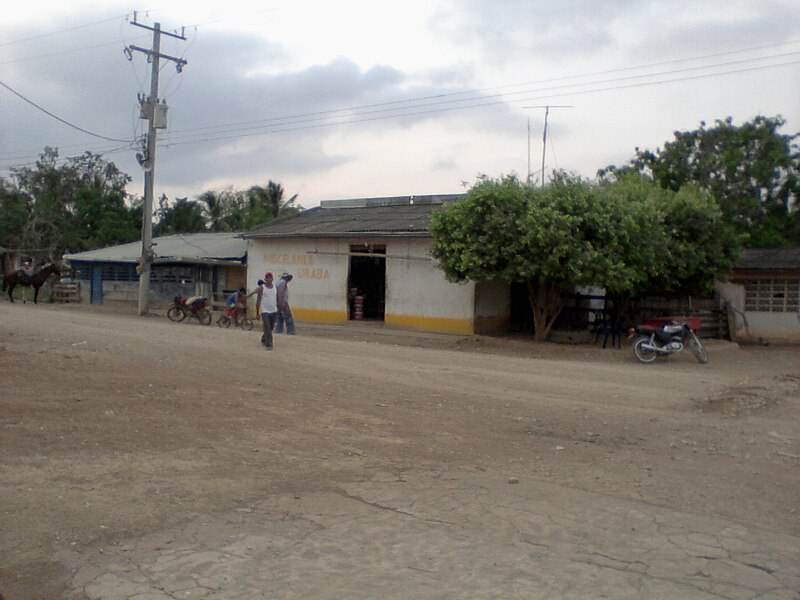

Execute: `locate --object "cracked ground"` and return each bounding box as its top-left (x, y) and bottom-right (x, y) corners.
top-left (1, 303), bottom-right (798, 599)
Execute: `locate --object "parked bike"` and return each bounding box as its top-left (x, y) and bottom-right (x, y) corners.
top-left (629, 319), bottom-right (708, 364)
top-left (217, 306), bottom-right (254, 330)
top-left (167, 296), bottom-right (212, 325)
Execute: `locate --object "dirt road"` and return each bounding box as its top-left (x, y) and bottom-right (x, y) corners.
top-left (1, 303), bottom-right (798, 599)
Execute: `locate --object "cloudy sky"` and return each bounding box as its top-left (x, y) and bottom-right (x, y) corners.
top-left (2, 0), bottom-right (799, 208)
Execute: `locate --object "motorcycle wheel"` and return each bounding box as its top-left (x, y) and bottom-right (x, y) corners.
top-left (240, 316), bottom-right (254, 331)
top-left (167, 306), bottom-right (186, 322)
top-left (217, 314), bottom-right (231, 328)
top-left (198, 308), bottom-right (213, 326)
top-left (689, 333), bottom-right (709, 364)
top-left (633, 336), bottom-right (658, 363)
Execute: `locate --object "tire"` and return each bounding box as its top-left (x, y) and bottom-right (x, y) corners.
top-left (240, 316), bottom-right (254, 331)
top-left (633, 336), bottom-right (658, 363)
top-left (198, 308), bottom-right (213, 326)
top-left (167, 306), bottom-right (186, 322)
top-left (689, 333), bottom-right (709, 364)
top-left (217, 314), bottom-right (231, 328)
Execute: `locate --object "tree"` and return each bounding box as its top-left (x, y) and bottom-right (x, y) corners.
top-left (1, 147), bottom-right (139, 259)
top-left (73, 188), bottom-right (139, 250)
top-left (600, 116), bottom-right (800, 247)
top-left (431, 173), bottom-right (742, 341)
top-left (432, 174), bottom-right (655, 340)
top-left (198, 188), bottom-right (237, 232)
top-left (245, 181), bottom-right (301, 224)
top-left (0, 179), bottom-right (30, 251)
top-left (596, 174), bottom-right (742, 302)
top-left (154, 196), bottom-right (206, 235)
top-left (187, 181), bottom-right (304, 233)
top-left (656, 184), bottom-right (742, 296)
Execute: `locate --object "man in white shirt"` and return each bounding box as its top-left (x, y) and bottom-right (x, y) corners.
top-left (256, 272), bottom-right (278, 350)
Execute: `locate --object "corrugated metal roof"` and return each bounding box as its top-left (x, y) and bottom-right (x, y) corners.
top-left (737, 248), bottom-right (800, 271)
top-left (244, 194), bottom-right (463, 238)
top-left (63, 232), bottom-right (247, 264)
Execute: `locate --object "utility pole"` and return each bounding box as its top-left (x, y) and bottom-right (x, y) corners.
top-left (524, 105), bottom-right (572, 187)
top-left (127, 14), bottom-right (187, 315)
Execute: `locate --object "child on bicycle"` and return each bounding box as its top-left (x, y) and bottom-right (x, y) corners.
top-left (226, 287), bottom-right (248, 326)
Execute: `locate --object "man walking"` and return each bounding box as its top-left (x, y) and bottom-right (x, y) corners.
top-left (256, 272), bottom-right (278, 350)
top-left (275, 272), bottom-right (296, 335)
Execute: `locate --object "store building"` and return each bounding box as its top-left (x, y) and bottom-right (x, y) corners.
top-left (243, 195), bottom-right (509, 335)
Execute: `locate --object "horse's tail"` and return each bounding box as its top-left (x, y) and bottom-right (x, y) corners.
top-left (1, 277), bottom-right (6, 291)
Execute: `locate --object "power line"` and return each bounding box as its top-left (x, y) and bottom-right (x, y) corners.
top-left (147, 47), bottom-right (800, 146)
top-left (0, 14), bottom-right (129, 47)
top-left (2, 55), bottom-right (796, 170)
top-left (0, 80), bottom-right (133, 143)
top-left (1, 41), bottom-right (797, 169)
top-left (154, 54), bottom-right (799, 148)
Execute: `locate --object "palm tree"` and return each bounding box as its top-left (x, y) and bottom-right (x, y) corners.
top-left (198, 189), bottom-right (233, 232)
top-left (246, 180), bottom-right (301, 222)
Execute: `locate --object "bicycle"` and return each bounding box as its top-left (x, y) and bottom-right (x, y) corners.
top-left (216, 306), bottom-right (254, 330)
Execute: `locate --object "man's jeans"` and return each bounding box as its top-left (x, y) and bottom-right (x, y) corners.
top-left (275, 305), bottom-right (296, 335)
top-left (261, 312), bottom-right (277, 347)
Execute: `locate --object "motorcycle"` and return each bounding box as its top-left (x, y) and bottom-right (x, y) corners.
top-left (167, 296), bottom-right (212, 325)
top-left (629, 319), bottom-right (708, 364)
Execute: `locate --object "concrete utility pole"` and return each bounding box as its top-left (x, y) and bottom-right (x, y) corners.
top-left (127, 15), bottom-right (187, 315)
top-left (524, 105), bottom-right (572, 187)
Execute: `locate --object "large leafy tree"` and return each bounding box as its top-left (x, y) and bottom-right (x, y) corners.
top-left (432, 174), bottom-right (655, 340)
top-left (431, 173), bottom-right (741, 341)
top-left (598, 175), bottom-right (741, 298)
top-left (0, 147), bottom-right (139, 260)
top-left (600, 116), bottom-right (800, 246)
top-left (73, 188), bottom-right (139, 250)
top-left (657, 184), bottom-right (742, 295)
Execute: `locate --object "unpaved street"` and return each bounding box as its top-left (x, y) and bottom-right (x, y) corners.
top-left (1, 302), bottom-right (799, 599)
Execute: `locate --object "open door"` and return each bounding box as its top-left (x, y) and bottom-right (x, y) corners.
top-left (348, 244), bottom-right (386, 320)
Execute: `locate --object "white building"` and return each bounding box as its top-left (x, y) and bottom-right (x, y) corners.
top-left (718, 247), bottom-right (800, 344)
top-left (243, 195), bottom-right (509, 335)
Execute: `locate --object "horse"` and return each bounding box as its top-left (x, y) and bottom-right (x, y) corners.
top-left (2, 263), bottom-right (62, 303)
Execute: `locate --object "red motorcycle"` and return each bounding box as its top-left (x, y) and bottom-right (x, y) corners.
top-left (167, 296), bottom-right (212, 325)
top-left (629, 318), bottom-right (708, 364)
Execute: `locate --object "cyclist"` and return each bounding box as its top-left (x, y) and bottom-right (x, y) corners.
top-left (226, 287), bottom-right (248, 326)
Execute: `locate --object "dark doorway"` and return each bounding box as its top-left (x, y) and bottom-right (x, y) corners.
top-left (348, 244), bottom-right (386, 320)
top-left (509, 282), bottom-right (534, 334)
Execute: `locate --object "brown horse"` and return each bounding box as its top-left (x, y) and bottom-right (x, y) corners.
top-left (2, 263), bottom-right (61, 303)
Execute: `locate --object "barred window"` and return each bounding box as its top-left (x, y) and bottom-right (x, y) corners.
top-left (102, 264), bottom-right (137, 281)
top-left (741, 279), bottom-right (800, 312)
top-left (154, 265), bottom-right (194, 284)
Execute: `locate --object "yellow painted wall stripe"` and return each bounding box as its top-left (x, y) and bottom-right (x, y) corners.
top-left (293, 308), bottom-right (349, 323)
top-left (290, 308), bottom-right (473, 335)
top-left (386, 314), bottom-right (473, 335)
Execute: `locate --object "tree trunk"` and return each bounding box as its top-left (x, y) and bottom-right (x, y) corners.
top-left (526, 279), bottom-right (566, 342)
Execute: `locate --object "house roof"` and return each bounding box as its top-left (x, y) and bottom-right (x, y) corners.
top-left (244, 194), bottom-right (463, 239)
top-left (63, 232), bottom-right (247, 265)
top-left (736, 248), bottom-right (800, 272)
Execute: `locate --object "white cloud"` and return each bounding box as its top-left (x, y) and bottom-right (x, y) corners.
top-left (1, 0), bottom-right (798, 207)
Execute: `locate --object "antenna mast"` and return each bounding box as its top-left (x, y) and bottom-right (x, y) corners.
top-left (524, 105), bottom-right (572, 187)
